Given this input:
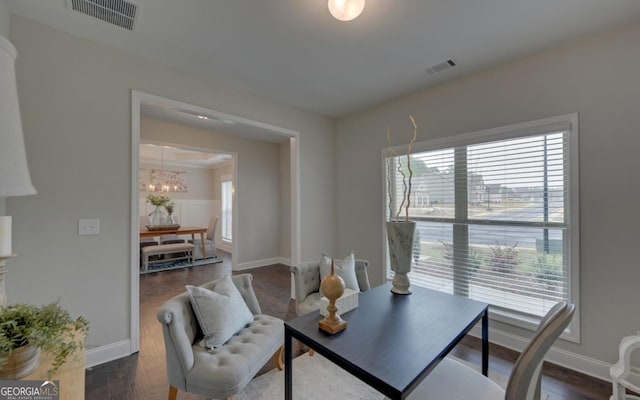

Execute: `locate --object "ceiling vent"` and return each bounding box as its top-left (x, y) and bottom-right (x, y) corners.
top-left (66, 0), bottom-right (140, 31)
top-left (426, 59), bottom-right (456, 75)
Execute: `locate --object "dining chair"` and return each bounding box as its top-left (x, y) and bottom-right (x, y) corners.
top-left (407, 301), bottom-right (575, 400)
top-left (189, 216), bottom-right (218, 260)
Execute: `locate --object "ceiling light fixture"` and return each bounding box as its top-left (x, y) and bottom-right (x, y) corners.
top-left (328, 0), bottom-right (365, 21)
top-left (197, 115), bottom-right (208, 120)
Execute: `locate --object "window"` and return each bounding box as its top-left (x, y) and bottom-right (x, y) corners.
top-left (384, 114), bottom-right (579, 339)
top-left (221, 178), bottom-right (233, 242)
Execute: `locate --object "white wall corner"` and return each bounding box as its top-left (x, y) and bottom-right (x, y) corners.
top-left (85, 340), bottom-right (132, 369)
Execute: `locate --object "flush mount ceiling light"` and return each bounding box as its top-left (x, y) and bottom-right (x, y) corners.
top-left (328, 0), bottom-right (365, 21)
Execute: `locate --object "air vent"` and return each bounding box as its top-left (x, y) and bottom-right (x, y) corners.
top-left (66, 0), bottom-right (140, 31)
top-left (426, 59), bottom-right (456, 75)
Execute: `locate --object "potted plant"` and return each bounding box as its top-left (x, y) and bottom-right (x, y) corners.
top-left (385, 116), bottom-right (418, 295)
top-left (164, 201), bottom-right (176, 225)
top-left (0, 302), bottom-right (89, 379)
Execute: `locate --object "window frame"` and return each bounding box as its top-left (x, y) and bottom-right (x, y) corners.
top-left (381, 113), bottom-right (580, 342)
top-left (221, 175), bottom-right (233, 243)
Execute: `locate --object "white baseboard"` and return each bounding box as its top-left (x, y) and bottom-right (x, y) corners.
top-left (468, 325), bottom-right (633, 384)
top-left (217, 241), bottom-right (232, 253)
top-left (235, 257), bottom-right (291, 271)
top-left (85, 339), bottom-right (132, 369)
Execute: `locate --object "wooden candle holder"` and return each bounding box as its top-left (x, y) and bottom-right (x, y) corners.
top-left (318, 259), bottom-right (347, 334)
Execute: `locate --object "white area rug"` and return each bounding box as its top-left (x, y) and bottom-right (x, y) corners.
top-left (236, 353), bottom-right (548, 400)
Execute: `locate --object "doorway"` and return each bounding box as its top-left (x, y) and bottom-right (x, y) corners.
top-left (130, 90), bottom-right (301, 353)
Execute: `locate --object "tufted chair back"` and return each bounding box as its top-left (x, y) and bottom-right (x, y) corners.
top-left (291, 259), bottom-right (370, 316)
top-left (156, 274), bottom-right (261, 391)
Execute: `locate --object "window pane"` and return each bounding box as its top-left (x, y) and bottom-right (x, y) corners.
top-left (467, 133), bottom-right (566, 223)
top-left (221, 180), bottom-right (232, 241)
top-left (387, 149), bottom-right (455, 220)
top-left (408, 221), bottom-right (453, 294)
top-left (466, 225), bottom-right (566, 317)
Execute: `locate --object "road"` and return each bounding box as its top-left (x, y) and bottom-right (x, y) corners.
top-left (416, 203), bottom-right (564, 249)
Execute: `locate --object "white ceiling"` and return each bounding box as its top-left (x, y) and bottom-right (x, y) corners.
top-left (7, 0), bottom-right (640, 117)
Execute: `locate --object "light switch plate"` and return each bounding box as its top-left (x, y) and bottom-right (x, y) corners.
top-left (79, 219), bottom-right (100, 235)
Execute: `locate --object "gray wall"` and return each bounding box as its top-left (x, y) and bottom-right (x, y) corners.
top-left (0, 0), bottom-right (10, 215)
top-left (142, 117), bottom-right (284, 264)
top-left (0, 0), bottom-right (9, 38)
top-left (335, 21), bottom-right (640, 366)
top-left (6, 16), bottom-right (335, 350)
top-left (279, 141), bottom-right (291, 261)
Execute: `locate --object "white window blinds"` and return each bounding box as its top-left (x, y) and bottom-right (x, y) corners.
top-left (386, 122), bottom-right (574, 319)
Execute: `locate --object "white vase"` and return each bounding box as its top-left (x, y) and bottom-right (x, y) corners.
top-left (148, 206), bottom-right (167, 227)
top-left (386, 221), bottom-right (416, 295)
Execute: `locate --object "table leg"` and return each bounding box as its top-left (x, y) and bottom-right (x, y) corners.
top-left (200, 232), bottom-right (207, 259)
top-left (482, 308), bottom-right (488, 376)
top-left (285, 328), bottom-right (293, 400)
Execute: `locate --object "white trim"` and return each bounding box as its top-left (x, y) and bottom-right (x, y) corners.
top-left (290, 136), bottom-right (301, 267)
top-left (216, 240), bottom-right (233, 253)
top-left (234, 257), bottom-right (290, 271)
top-left (130, 93), bottom-right (141, 353)
top-left (85, 340), bottom-right (131, 369)
top-left (130, 90), bottom-right (301, 359)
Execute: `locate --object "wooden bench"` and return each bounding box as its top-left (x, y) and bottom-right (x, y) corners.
top-left (141, 243), bottom-right (195, 272)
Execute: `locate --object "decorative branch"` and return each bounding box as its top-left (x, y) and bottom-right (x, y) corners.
top-left (385, 128), bottom-right (395, 221)
top-left (385, 116), bottom-right (419, 222)
top-left (396, 157), bottom-right (407, 222)
top-left (405, 116), bottom-right (418, 221)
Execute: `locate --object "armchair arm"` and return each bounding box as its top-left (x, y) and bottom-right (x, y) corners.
top-left (355, 259), bottom-right (370, 291)
top-left (291, 261), bottom-right (321, 302)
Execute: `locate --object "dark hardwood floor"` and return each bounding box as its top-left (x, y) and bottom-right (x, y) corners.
top-left (85, 251), bottom-right (612, 399)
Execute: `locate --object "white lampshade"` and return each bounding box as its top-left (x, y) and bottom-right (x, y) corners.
top-left (0, 35), bottom-right (36, 197)
top-left (328, 0), bottom-right (365, 21)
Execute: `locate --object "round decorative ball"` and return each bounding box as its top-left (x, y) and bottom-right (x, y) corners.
top-left (321, 272), bottom-right (345, 300)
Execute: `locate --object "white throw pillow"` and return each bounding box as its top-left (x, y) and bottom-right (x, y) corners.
top-left (186, 275), bottom-right (254, 349)
top-left (319, 252), bottom-right (360, 293)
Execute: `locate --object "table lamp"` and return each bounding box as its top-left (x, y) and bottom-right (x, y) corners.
top-left (0, 35), bottom-right (37, 305)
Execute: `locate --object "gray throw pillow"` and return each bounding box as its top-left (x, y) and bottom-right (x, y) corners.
top-left (186, 275), bottom-right (254, 349)
top-left (319, 252), bottom-right (360, 294)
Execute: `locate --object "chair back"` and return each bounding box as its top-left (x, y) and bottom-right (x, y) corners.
top-left (207, 216), bottom-right (218, 241)
top-left (156, 274), bottom-right (261, 391)
top-left (505, 302), bottom-right (575, 400)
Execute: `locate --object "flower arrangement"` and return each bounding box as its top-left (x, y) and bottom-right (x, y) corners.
top-left (146, 193), bottom-right (170, 208)
top-left (386, 116), bottom-right (418, 222)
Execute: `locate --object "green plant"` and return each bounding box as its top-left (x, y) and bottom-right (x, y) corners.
top-left (487, 242), bottom-right (520, 274)
top-left (146, 193), bottom-right (170, 207)
top-left (439, 240), bottom-right (482, 274)
top-left (164, 201), bottom-right (175, 215)
top-left (529, 254), bottom-right (564, 292)
top-left (0, 302), bottom-right (89, 377)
